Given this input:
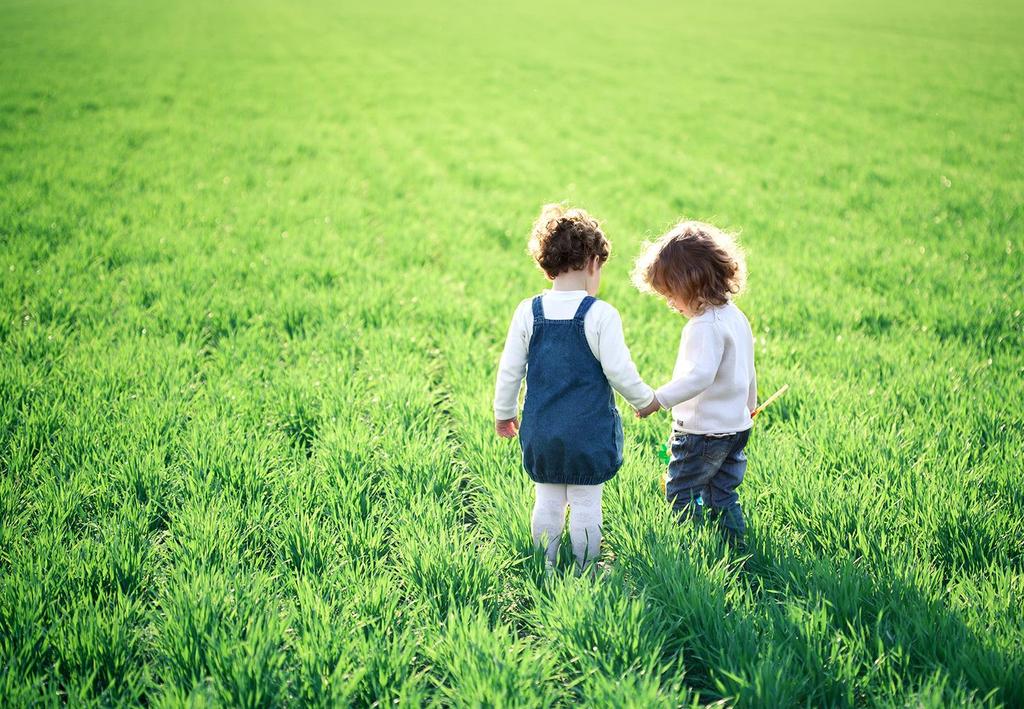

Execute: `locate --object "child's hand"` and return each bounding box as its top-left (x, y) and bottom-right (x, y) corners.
top-left (496, 417), bottom-right (519, 438)
top-left (635, 397), bottom-right (662, 419)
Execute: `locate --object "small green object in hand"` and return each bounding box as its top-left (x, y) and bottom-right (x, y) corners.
top-left (657, 442), bottom-right (671, 465)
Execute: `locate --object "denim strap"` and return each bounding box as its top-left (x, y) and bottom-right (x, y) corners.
top-left (531, 295), bottom-right (545, 320)
top-left (572, 295), bottom-right (596, 322)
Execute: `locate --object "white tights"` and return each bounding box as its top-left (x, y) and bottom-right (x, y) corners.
top-left (531, 483), bottom-right (603, 570)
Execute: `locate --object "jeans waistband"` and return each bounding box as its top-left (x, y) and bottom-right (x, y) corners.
top-left (673, 422), bottom-right (739, 437)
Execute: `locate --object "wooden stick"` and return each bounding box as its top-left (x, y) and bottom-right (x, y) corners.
top-left (751, 384), bottom-right (789, 418)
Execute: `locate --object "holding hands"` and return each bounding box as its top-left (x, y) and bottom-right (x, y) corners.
top-left (496, 388), bottom-right (665, 439)
top-left (635, 396), bottom-right (662, 419)
top-left (496, 397), bottom-right (658, 439)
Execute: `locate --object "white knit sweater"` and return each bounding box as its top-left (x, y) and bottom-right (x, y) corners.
top-left (654, 302), bottom-right (757, 434)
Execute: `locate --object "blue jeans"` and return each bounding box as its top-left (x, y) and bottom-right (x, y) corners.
top-left (666, 428), bottom-right (750, 511)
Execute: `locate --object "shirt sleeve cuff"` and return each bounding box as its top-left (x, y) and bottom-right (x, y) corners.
top-left (654, 389), bottom-right (672, 410)
top-left (634, 389), bottom-right (655, 410)
top-left (494, 406), bottom-right (518, 421)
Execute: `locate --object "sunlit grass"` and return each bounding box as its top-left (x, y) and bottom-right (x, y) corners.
top-left (1, 0), bottom-right (1022, 704)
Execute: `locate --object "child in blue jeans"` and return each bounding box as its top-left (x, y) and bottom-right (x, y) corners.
top-left (633, 221), bottom-right (756, 545)
top-left (494, 205), bottom-right (655, 571)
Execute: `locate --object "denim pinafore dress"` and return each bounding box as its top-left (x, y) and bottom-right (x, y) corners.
top-left (518, 295), bottom-right (624, 485)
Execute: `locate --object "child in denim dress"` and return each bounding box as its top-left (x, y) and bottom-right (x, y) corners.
top-left (494, 205), bottom-right (655, 571)
top-left (633, 221), bottom-right (756, 545)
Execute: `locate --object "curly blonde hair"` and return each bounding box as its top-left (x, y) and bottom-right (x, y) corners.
top-left (632, 221), bottom-right (746, 310)
top-left (527, 204), bottom-right (610, 278)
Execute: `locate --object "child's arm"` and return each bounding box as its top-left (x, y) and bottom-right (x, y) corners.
top-left (595, 307), bottom-right (656, 411)
top-left (494, 302), bottom-right (530, 437)
top-left (654, 322), bottom-right (725, 409)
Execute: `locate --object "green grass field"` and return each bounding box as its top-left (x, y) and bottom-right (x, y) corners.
top-left (2, 0), bottom-right (1023, 705)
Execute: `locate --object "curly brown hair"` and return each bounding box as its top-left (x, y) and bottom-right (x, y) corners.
top-left (632, 221), bottom-right (746, 311)
top-left (527, 204), bottom-right (610, 278)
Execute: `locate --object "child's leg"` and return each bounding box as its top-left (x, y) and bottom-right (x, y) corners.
top-left (566, 484), bottom-right (603, 570)
top-left (706, 430), bottom-right (751, 543)
top-left (666, 432), bottom-right (712, 521)
top-left (532, 483), bottom-right (567, 564)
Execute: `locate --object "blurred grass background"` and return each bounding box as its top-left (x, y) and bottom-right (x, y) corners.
top-left (1, 0), bottom-right (1022, 705)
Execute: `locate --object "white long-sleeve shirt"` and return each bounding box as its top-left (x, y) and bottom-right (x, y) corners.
top-left (494, 290), bottom-right (655, 421)
top-left (654, 302), bottom-right (756, 434)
